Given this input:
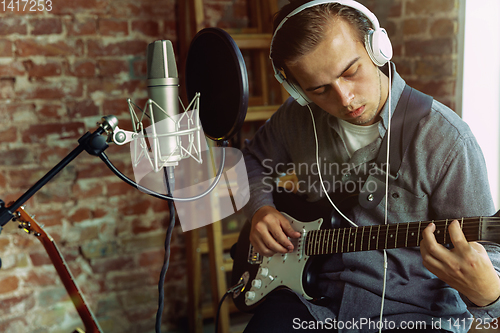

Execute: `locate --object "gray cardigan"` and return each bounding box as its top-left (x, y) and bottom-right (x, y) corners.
top-left (242, 63), bottom-right (500, 332)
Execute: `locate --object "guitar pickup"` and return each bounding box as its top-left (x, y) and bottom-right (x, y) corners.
top-left (247, 245), bottom-right (262, 264)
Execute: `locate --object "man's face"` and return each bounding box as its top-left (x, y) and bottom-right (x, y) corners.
top-left (287, 19), bottom-right (389, 126)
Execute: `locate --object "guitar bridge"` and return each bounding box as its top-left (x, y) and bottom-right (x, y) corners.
top-left (247, 245), bottom-right (262, 264)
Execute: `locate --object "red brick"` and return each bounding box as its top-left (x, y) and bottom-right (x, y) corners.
top-left (31, 18), bottom-right (63, 35)
top-left (20, 80), bottom-right (84, 100)
top-left (15, 39), bottom-right (84, 57)
top-left (77, 162), bottom-right (113, 179)
top-left (69, 207), bottom-right (92, 223)
top-left (98, 18), bottom-right (129, 36)
top-left (132, 58), bottom-right (147, 78)
top-left (106, 271), bottom-right (155, 291)
top-left (102, 98), bottom-right (131, 117)
top-left (0, 148), bottom-right (35, 166)
top-left (67, 99), bottom-right (100, 118)
top-left (107, 180), bottom-right (136, 197)
top-left (403, 18), bottom-right (428, 35)
top-left (132, 218), bottom-right (161, 234)
top-left (0, 317), bottom-right (28, 333)
top-left (37, 103), bottom-right (64, 118)
top-left (49, 0), bottom-right (107, 15)
top-left (405, 38), bottom-right (454, 57)
top-left (162, 20), bottom-right (177, 40)
top-left (23, 59), bottom-right (63, 78)
top-left (415, 59), bottom-right (455, 77)
top-left (431, 18), bottom-right (456, 37)
top-left (0, 238), bottom-right (9, 252)
top-left (26, 270), bottom-right (58, 287)
top-left (38, 182), bottom-right (74, 204)
top-left (91, 256), bottom-right (135, 274)
top-left (87, 40), bottom-right (148, 57)
top-left (138, 249), bottom-right (163, 267)
top-left (70, 60), bottom-right (96, 77)
top-left (30, 209), bottom-right (65, 227)
top-left (0, 61), bottom-right (24, 77)
top-left (64, 16), bottom-right (97, 36)
top-left (132, 20), bottom-right (159, 36)
top-left (22, 122), bottom-right (85, 143)
top-left (0, 17), bottom-right (28, 35)
top-left (119, 198), bottom-right (151, 215)
top-left (0, 294), bottom-right (35, 316)
top-left (0, 127), bottom-right (17, 142)
top-left (72, 181), bottom-right (104, 198)
top-left (406, 0), bottom-right (455, 16)
top-left (87, 78), bottom-right (145, 96)
top-left (0, 275), bottom-right (19, 294)
top-left (0, 78), bottom-right (16, 99)
top-left (0, 39), bottom-right (13, 57)
top-left (97, 59), bottom-right (128, 76)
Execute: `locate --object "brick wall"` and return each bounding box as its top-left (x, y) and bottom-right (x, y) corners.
top-left (0, 1), bottom-right (461, 333)
top-left (0, 0), bottom-right (186, 332)
top-left (360, 0), bottom-right (459, 110)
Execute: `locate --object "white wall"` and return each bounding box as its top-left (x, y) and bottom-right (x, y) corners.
top-left (462, 0), bottom-right (500, 209)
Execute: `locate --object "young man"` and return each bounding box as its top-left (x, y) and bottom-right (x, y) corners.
top-left (241, 1), bottom-right (500, 332)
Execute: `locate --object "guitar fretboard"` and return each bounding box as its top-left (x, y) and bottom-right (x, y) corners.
top-left (304, 217), bottom-right (496, 255)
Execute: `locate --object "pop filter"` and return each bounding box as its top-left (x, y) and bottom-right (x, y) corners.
top-left (185, 28), bottom-right (249, 142)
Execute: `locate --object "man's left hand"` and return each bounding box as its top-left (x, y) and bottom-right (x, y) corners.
top-left (420, 220), bottom-right (500, 306)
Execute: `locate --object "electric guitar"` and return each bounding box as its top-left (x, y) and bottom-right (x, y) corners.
top-left (230, 190), bottom-right (500, 313)
top-left (13, 206), bottom-right (104, 333)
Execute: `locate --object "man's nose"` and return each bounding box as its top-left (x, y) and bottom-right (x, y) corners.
top-left (335, 82), bottom-right (354, 108)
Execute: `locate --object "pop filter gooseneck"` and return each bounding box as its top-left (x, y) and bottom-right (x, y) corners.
top-left (185, 27), bottom-right (249, 142)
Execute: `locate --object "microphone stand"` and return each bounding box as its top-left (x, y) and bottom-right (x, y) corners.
top-left (0, 125), bottom-right (109, 233)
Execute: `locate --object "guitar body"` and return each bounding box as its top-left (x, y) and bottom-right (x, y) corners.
top-left (231, 189), bottom-right (340, 313)
top-left (231, 213), bottom-right (326, 312)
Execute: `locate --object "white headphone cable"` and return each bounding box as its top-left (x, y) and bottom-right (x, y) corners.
top-left (379, 63), bottom-right (393, 333)
top-left (307, 104), bottom-right (358, 228)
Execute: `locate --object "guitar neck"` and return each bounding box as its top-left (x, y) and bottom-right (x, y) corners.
top-left (40, 236), bottom-right (103, 333)
top-left (305, 217), bottom-right (494, 255)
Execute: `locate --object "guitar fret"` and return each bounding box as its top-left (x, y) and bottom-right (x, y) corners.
top-left (394, 223), bottom-right (399, 249)
top-left (368, 225), bottom-right (373, 251)
top-left (315, 230), bottom-right (320, 255)
top-left (444, 219), bottom-right (448, 244)
top-left (319, 230), bottom-right (325, 254)
top-left (360, 226), bottom-right (365, 252)
top-left (336, 228), bottom-right (340, 254)
top-left (384, 224), bottom-right (389, 249)
top-left (347, 229), bottom-right (352, 253)
top-left (353, 228), bottom-right (358, 252)
top-left (405, 223), bottom-right (409, 248)
top-left (376, 225), bottom-right (381, 250)
top-left (341, 229), bottom-right (346, 253)
top-left (417, 221), bottom-right (422, 247)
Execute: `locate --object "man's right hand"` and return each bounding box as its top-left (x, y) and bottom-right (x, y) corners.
top-left (249, 206), bottom-right (301, 257)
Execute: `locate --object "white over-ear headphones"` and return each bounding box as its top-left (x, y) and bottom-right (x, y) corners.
top-left (270, 0), bottom-right (393, 106)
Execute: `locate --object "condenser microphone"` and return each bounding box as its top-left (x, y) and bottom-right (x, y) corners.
top-left (146, 40), bottom-right (181, 168)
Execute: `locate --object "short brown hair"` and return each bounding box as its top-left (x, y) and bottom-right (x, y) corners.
top-left (271, 1), bottom-right (373, 81)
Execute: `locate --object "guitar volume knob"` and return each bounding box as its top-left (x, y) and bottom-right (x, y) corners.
top-left (245, 291), bottom-right (256, 301)
top-left (252, 279), bottom-right (262, 289)
top-left (258, 267), bottom-right (269, 277)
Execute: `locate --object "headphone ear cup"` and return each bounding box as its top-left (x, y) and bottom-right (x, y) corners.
top-left (365, 28), bottom-right (393, 67)
top-left (282, 80), bottom-right (312, 106)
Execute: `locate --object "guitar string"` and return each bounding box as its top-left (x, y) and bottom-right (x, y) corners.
top-left (305, 220), bottom-right (500, 255)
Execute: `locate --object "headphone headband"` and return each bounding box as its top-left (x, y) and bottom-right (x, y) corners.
top-left (270, 0), bottom-right (392, 106)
